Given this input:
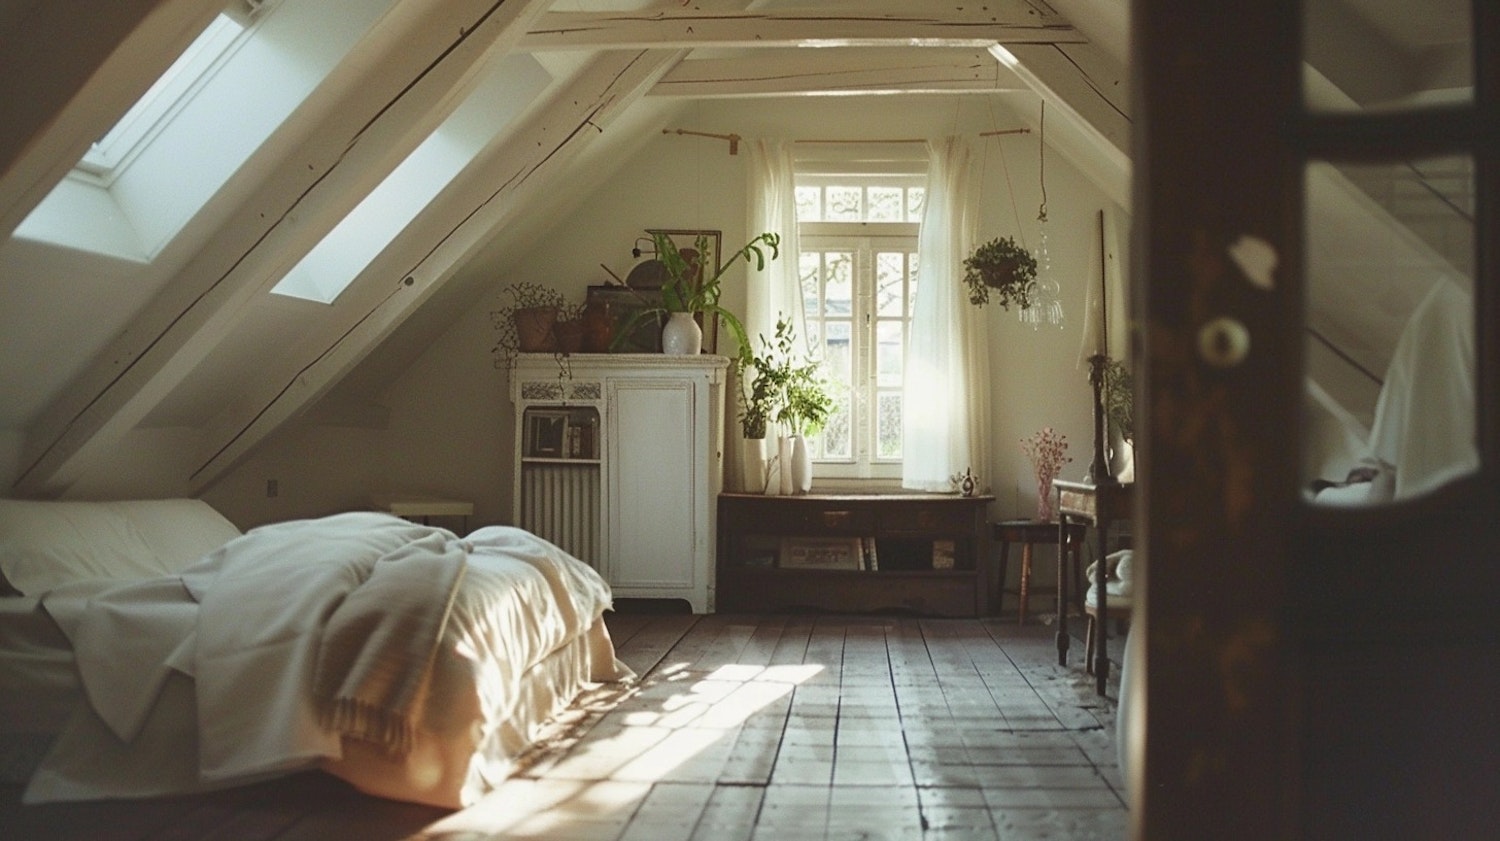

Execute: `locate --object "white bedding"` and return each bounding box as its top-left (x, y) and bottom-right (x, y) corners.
top-left (6, 509), bottom-right (630, 808)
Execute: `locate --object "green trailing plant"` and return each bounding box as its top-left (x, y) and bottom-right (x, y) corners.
top-left (962, 235), bottom-right (1038, 310)
top-left (611, 230), bottom-right (781, 353)
top-left (490, 282), bottom-right (571, 366)
top-left (1102, 356), bottom-right (1134, 443)
top-left (735, 315), bottom-right (833, 439)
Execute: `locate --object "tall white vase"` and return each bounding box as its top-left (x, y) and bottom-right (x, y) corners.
top-left (774, 435), bottom-right (794, 495)
top-left (661, 312), bottom-right (702, 355)
top-left (791, 434), bottom-right (813, 493)
top-left (742, 438), bottom-right (769, 493)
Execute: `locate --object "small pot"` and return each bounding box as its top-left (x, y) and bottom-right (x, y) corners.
top-left (514, 306), bottom-right (558, 352)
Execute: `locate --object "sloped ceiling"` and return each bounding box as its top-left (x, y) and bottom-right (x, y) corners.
top-left (0, 0), bottom-right (1473, 498)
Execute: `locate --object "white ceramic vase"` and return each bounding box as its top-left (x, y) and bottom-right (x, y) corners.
top-left (742, 437), bottom-right (769, 493)
top-left (772, 435), bottom-right (793, 495)
top-left (661, 312), bottom-right (702, 355)
top-left (791, 434), bottom-right (813, 493)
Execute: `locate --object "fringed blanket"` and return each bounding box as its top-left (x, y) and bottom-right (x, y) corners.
top-left (29, 513), bottom-right (627, 806)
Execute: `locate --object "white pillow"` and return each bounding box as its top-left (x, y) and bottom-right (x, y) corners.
top-left (0, 499), bottom-right (241, 596)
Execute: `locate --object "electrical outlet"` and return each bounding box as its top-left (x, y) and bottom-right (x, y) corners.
top-left (266, 479), bottom-right (279, 498)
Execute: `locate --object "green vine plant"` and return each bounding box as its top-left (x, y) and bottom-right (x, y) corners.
top-left (735, 315), bottom-right (834, 439)
top-left (1102, 356), bottom-right (1134, 443)
top-left (611, 231), bottom-right (780, 354)
top-left (962, 235), bottom-right (1038, 310)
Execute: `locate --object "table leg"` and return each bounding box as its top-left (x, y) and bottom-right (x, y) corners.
top-left (1093, 523), bottom-right (1110, 695)
top-left (1018, 542), bottom-right (1032, 625)
top-left (1056, 514), bottom-right (1070, 666)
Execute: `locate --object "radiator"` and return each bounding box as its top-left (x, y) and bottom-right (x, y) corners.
top-left (520, 464), bottom-right (601, 568)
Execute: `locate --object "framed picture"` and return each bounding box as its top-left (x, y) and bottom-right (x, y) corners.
top-left (525, 409), bottom-right (570, 457)
top-left (778, 536), bottom-right (865, 571)
top-left (585, 285), bottom-right (665, 353)
top-left (613, 228), bottom-right (723, 353)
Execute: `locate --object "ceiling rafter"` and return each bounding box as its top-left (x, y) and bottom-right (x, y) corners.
top-left (651, 47), bottom-right (1025, 97)
top-left (519, 5), bottom-right (1082, 51)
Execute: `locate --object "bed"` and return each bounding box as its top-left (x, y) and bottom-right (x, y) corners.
top-left (0, 498), bottom-right (631, 809)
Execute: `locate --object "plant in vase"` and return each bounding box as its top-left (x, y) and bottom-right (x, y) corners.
top-left (1102, 356), bottom-right (1134, 480)
top-left (1020, 426), bottom-right (1072, 521)
top-left (490, 281), bottom-right (570, 366)
top-left (611, 230), bottom-right (780, 355)
top-left (962, 235), bottom-right (1038, 310)
top-left (736, 315), bottom-right (832, 494)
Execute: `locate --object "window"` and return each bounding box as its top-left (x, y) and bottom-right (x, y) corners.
top-left (794, 166), bottom-right (925, 480)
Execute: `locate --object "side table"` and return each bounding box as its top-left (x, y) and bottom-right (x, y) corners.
top-left (992, 519), bottom-right (1086, 624)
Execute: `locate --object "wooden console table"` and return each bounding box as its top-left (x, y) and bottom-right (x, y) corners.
top-left (1054, 479), bottom-right (1134, 694)
top-left (717, 493), bottom-right (994, 617)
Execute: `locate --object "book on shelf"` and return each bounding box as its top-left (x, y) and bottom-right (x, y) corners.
top-left (931, 539), bottom-right (955, 570)
top-left (862, 536), bottom-right (879, 571)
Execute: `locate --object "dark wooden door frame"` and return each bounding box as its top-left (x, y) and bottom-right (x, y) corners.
top-left (1131, 2), bottom-right (1500, 838)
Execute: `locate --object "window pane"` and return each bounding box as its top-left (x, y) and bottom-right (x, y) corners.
top-left (1302, 0), bottom-right (1470, 113)
top-left (906, 187), bottom-right (926, 221)
top-left (795, 186), bottom-right (822, 222)
top-left (1302, 155), bottom-right (1475, 506)
top-left (875, 252), bottom-right (906, 316)
top-left (876, 321), bottom-right (903, 387)
top-left (821, 402), bottom-right (852, 459)
top-left (876, 392), bottom-right (902, 459)
top-left (824, 252), bottom-right (854, 316)
top-left (826, 185), bottom-right (862, 221)
top-left (867, 186), bottom-right (904, 221)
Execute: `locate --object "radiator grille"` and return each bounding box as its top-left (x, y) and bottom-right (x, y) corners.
top-left (520, 464), bottom-right (601, 568)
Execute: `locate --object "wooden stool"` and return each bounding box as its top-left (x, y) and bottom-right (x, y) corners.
top-left (993, 519), bottom-right (1086, 624)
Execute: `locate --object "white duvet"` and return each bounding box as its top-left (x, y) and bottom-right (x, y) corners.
top-left (26, 512), bottom-right (629, 807)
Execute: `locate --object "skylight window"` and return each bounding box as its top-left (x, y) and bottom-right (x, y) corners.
top-left (76, 14), bottom-right (248, 183)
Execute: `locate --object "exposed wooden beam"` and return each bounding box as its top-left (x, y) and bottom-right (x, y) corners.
top-left (187, 50), bottom-right (678, 488)
top-left (520, 5), bottom-right (1082, 51)
top-left (13, 0), bottom-right (551, 496)
top-left (651, 48), bottom-right (1025, 97)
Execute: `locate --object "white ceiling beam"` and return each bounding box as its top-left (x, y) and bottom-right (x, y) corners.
top-left (13, 0), bottom-right (551, 496)
top-left (187, 49), bottom-right (679, 488)
top-left (651, 48), bottom-right (1025, 97)
top-left (520, 5), bottom-right (1083, 51)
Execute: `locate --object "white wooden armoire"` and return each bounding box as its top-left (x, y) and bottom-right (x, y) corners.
top-left (509, 354), bottom-right (727, 613)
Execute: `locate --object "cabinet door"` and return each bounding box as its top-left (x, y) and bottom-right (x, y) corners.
top-left (606, 377), bottom-right (699, 593)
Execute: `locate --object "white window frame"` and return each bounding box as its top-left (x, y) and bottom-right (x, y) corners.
top-left (793, 163), bottom-right (925, 484)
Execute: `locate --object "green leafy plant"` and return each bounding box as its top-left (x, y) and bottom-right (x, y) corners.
top-left (490, 281), bottom-right (568, 365)
top-left (1102, 356), bottom-right (1134, 443)
top-left (611, 230), bottom-right (781, 353)
top-left (736, 315), bottom-right (833, 438)
top-left (962, 236), bottom-right (1038, 310)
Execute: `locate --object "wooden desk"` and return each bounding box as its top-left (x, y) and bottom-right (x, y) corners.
top-left (1054, 479), bottom-right (1133, 695)
top-left (992, 519), bottom-right (1086, 624)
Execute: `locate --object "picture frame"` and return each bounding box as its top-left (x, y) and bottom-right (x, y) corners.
top-left (613, 228), bottom-right (723, 353)
top-left (585, 285), bottom-right (665, 352)
top-left (525, 409), bottom-right (570, 457)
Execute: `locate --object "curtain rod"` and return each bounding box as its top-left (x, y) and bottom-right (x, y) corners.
top-left (661, 127), bottom-right (1030, 155)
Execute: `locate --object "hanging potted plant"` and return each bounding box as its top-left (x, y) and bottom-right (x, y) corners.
top-left (962, 235), bottom-right (1038, 310)
top-left (611, 230), bottom-right (780, 355)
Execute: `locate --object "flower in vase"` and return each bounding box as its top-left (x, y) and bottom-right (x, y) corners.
top-left (1020, 427), bottom-right (1072, 521)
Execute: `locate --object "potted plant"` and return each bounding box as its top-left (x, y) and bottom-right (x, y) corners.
top-left (490, 282), bottom-right (574, 366)
top-left (735, 315), bottom-right (832, 494)
top-left (612, 230), bottom-right (780, 355)
top-left (962, 235), bottom-right (1038, 310)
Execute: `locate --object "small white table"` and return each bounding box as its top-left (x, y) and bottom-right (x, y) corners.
top-left (374, 495), bottom-right (473, 532)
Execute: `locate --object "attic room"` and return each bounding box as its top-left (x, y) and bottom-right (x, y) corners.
top-left (2, 1), bottom-right (1496, 840)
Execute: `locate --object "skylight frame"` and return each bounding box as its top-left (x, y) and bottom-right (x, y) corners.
top-left (74, 14), bottom-right (249, 185)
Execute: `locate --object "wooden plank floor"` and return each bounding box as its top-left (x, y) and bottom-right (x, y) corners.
top-left (2, 614), bottom-right (1127, 840)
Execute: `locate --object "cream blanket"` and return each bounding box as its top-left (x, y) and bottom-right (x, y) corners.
top-left (28, 513), bottom-right (627, 806)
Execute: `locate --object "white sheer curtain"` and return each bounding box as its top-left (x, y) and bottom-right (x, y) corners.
top-left (729, 139), bottom-right (802, 492)
top-left (745, 139), bottom-right (804, 349)
top-left (902, 136), bottom-right (991, 491)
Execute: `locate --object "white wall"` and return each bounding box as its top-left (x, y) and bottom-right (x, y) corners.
top-left (206, 93), bottom-right (1130, 581)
